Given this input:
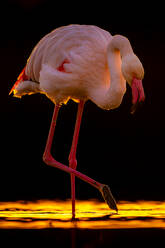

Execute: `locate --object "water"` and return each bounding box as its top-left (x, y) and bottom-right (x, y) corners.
top-left (0, 200), bottom-right (165, 246)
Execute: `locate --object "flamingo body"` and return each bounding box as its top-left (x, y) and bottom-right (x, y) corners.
top-left (10, 25), bottom-right (114, 106)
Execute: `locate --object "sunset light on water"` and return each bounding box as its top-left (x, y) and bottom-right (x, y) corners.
top-left (0, 200), bottom-right (165, 229)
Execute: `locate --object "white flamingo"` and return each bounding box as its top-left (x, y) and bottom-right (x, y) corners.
top-left (10, 24), bottom-right (145, 219)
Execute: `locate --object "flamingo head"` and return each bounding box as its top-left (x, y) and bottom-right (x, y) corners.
top-left (121, 54), bottom-right (145, 114)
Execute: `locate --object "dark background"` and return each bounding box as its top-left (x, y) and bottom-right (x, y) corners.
top-left (0, 0), bottom-right (164, 203)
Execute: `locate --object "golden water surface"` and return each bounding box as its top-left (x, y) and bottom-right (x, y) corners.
top-left (0, 200), bottom-right (165, 229)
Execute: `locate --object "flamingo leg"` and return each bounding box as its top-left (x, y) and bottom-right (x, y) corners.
top-left (43, 104), bottom-right (102, 189)
top-left (43, 104), bottom-right (61, 159)
top-left (68, 100), bottom-right (85, 219)
top-left (43, 104), bottom-right (118, 215)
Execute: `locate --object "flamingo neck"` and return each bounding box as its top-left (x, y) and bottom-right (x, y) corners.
top-left (107, 48), bottom-right (126, 97)
top-left (90, 35), bottom-right (133, 110)
top-left (107, 35), bottom-right (134, 100)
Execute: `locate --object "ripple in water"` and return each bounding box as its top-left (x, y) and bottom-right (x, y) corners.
top-left (0, 200), bottom-right (165, 229)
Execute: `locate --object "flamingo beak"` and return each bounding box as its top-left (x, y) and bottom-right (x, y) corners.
top-left (131, 78), bottom-right (145, 114)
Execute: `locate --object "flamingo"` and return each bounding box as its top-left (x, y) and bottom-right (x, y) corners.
top-left (9, 24), bottom-right (145, 219)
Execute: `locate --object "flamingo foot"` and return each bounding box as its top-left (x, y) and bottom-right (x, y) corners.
top-left (100, 184), bottom-right (118, 212)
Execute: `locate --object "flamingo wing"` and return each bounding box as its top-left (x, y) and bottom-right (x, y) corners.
top-left (9, 66), bottom-right (29, 95)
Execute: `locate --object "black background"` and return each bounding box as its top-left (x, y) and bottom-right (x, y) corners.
top-left (0, 0), bottom-right (165, 203)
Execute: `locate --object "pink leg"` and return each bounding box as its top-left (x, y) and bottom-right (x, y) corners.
top-left (43, 104), bottom-right (102, 189)
top-left (43, 104), bottom-right (118, 215)
top-left (43, 104), bottom-right (60, 159)
top-left (69, 100), bottom-right (85, 219)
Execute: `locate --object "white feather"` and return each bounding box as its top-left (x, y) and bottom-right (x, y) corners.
top-left (13, 81), bottom-right (40, 98)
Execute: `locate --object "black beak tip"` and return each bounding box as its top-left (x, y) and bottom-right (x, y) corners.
top-left (131, 102), bottom-right (138, 114)
top-left (130, 101), bottom-right (144, 114)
